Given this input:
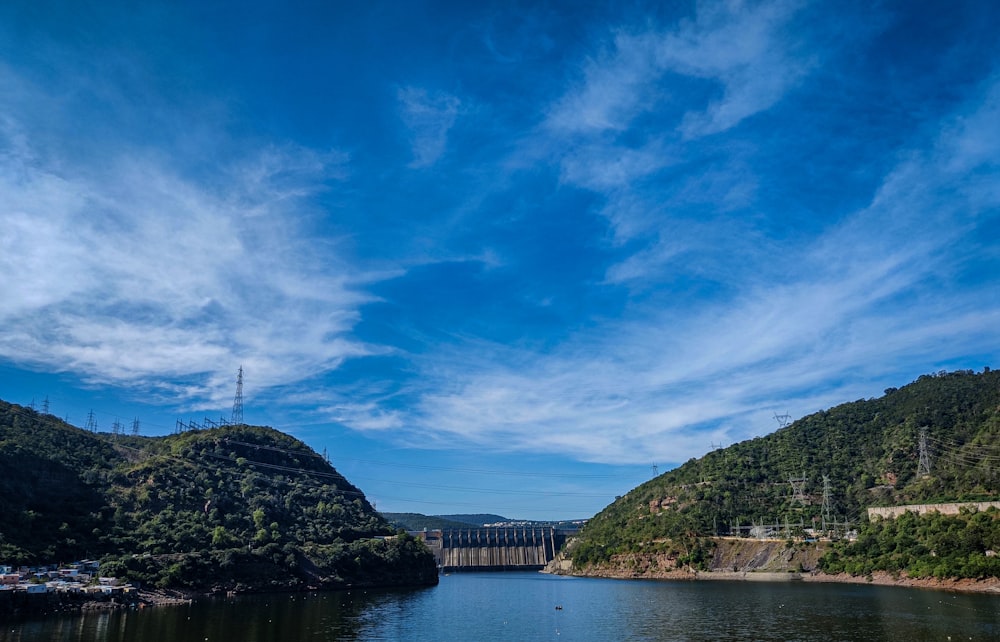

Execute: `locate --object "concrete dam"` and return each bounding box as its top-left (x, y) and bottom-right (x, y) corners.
top-left (412, 527), bottom-right (573, 571)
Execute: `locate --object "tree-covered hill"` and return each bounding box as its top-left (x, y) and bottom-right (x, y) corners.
top-left (0, 400), bottom-right (437, 592)
top-left (572, 369), bottom-right (1000, 567)
top-left (381, 513), bottom-right (475, 531)
top-left (436, 513), bottom-right (511, 526)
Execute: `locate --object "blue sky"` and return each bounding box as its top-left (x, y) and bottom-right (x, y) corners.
top-left (2, 0), bottom-right (999, 520)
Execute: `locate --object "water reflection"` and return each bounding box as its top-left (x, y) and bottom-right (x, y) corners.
top-left (1, 575), bottom-right (997, 641)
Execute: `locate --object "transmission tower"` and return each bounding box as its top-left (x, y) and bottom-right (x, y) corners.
top-left (917, 426), bottom-right (932, 478)
top-left (774, 412), bottom-right (792, 428)
top-left (652, 464), bottom-right (659, 477)
top-left (821, 475), bottom-right (832, 533)
top-left (85, 410), bottom-right (97, 432)
top-left (231, 366), bottom-right (244, 425)
top-left (131, 417), bottom-right (141, 436)
top-left (788, 472), bottom-right (808, 506)
top-left (41, 396), bottom-right (49, 414)
top-left (111, 417), bottom-right (123, 439)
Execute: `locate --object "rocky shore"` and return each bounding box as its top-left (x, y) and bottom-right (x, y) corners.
top-left (546, 537), bottom-right (1000, 595)
top-left (563, 565), bottom-right (1000, 594)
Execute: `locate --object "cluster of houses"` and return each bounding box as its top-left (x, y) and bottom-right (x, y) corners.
top-left (0, 561), bottom-right (133, 596)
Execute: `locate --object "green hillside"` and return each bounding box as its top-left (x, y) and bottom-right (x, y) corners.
top-left (572, 369), bottom-right (1000, 571)
top-left (0, 400), bottom-right (437, 592)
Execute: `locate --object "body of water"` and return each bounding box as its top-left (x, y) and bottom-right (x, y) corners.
top-left (3, 572), bottom-right (999, 641)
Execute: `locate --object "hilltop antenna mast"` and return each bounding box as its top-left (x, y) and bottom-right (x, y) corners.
top-left (231, 366), bottom-right (244, 425)
top-left (917, 426), bottom-right (932, 478)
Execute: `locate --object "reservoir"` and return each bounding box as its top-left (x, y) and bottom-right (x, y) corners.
top-left (3, 572), bottom-right (998, 641)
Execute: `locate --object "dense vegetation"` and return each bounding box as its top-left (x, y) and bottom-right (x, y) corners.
top-left (0, 400), bottom-right (437, 592)
top-left (819, 508), bottom-right (1000, 579)
top-left (572, 369), bottom-right (1000, 576)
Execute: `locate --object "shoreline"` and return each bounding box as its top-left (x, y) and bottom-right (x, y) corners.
top-left (135, 589), bottom-right (196, 607)
top-left (566, 567), bottom-right (1000, 594)
top-left (0, 589), bottom-right (192, 618)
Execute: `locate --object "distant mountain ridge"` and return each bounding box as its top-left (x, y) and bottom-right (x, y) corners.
top-left (0, 400), bottom-right (437, 592)
top-left (382, 512), bottom-right (585, 530)
top-left (437, 513), bottom-right (511, 526)
top-left (572, 369), bottom-right (1000, 567)
top-left (381, 513), bottom-right (478, 531)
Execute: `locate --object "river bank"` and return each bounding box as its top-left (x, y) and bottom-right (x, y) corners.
top-left (546, 537), bottom-right (1000, 595)
top-left (0, 588), bottom-right (192, 618)
top-left (564, 565), bottom-right (1000, 594)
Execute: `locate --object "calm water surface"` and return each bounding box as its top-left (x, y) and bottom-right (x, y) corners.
top-left (2, 572), bottom-right (998, 641)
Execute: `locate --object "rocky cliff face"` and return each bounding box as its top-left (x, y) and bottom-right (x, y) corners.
top-left (707, 538), bottom-right (828, 572)
top-left (549, 537), bottom-right (829, 578)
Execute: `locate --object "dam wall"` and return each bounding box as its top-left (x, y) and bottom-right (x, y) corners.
top-left (413, 527), bottom-right (571, 571)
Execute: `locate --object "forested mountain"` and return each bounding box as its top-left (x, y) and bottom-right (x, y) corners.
top-left (437, 513), bottom-right (511, 526)
top-left (383, 513), bottom-right (584, 531)
top-left (572, 369), bottom-right (1000, 567)
top-left (381, 513), bottom-right (478, 531)
top-left (0, 400), bottom-right (437, 591)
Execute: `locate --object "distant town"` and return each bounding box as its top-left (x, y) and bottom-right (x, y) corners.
top-left (0, 560), bottom-right (132, 596)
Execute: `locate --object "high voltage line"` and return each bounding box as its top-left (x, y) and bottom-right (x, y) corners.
top-left (1, 404), bottom-right (614, 508)
top-left (116, 442), bottom-right (591, 514)
top-left (311, 457), bottom-right (624, 479)
top-left (926, 435), bottom-right (1000, 462)
top-left (31, 399), bottom-right (1000, 515)
top-left (15, 400), bottom-right (1000, 483)
top-left (8, 396), bottom-right (628, 480)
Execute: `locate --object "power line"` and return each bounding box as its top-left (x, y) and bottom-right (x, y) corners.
top-left (346, 475), bottom-right (614, 498)
top-left (331, 456), bottom-right (625, 479)
top-left (2, 400), bottom-right (628, 483)
top-left (116, 441), bottom-right (613, 508)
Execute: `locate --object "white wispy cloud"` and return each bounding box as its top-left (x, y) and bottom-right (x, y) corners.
top-left (0, 103), bottom-right (371, 408)
top-left (661, 0), bottom-right (811, 138)
top-left (545, 29), bottom-right (660, 135)
top-left (546, 0), bottom-right (807, 138)
top-left (340, 76), bottom-right (1000, 465)
top-left (532, 0), bottom-right (808, 281)
top-left (398, 86), bottom-right (462, 168)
